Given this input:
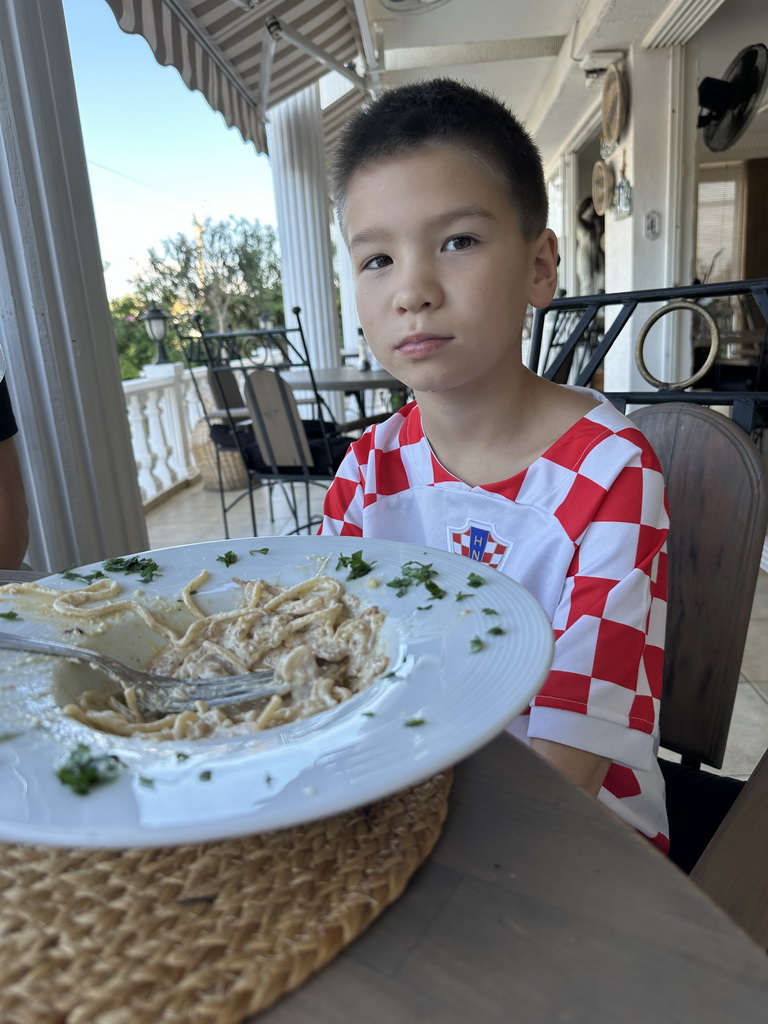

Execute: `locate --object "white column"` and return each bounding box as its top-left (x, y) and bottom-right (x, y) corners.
top-left (333, 217), bottom-right (360, 356)
top-left (603, 46), bottom-right (697, 390)
top-left (267, 85), bottom-right (343, 419)
top-left (0, 0), bottom-right (148, 570)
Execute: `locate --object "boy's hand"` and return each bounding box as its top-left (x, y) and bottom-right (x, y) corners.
top-left (530, 738), bottom-right (611, 798)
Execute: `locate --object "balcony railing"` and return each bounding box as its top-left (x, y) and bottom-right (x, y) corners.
top-left (122, 363), bottom-right (206, 508)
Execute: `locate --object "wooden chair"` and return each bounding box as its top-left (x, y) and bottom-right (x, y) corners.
top-left (628, 403), bottom-right (768, 895)
top-left (627, 403), bottom-right (768, 769)
top-left (690, 743), bottom-right (768, 948)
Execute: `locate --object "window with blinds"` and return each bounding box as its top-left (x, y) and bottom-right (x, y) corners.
top-left (696, 166), bottom-right (745, 283)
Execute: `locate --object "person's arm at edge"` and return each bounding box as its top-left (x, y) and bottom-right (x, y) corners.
top-left (0, 435), bottom-right (29, 569)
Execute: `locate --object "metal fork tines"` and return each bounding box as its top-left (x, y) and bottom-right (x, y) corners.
top-left (0, 631), bottom-right (290, 717)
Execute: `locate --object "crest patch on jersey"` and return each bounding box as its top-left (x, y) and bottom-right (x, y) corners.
top-left (449, 521), bottom-right (510, 568)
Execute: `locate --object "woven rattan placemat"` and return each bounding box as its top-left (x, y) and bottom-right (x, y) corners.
top-left (0, 770), bottom-right (452, 1024)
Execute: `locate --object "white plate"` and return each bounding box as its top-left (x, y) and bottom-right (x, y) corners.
top-left (0, 536), bottom-right (552, 848)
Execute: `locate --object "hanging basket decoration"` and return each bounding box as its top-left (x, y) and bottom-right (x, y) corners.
top-left (602, 63), bottom-right (628, 147)
top-left (591, 159), bottom-right (615, 216)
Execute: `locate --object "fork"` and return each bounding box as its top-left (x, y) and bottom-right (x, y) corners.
top-left (0, 631), bottom-right (290, 717)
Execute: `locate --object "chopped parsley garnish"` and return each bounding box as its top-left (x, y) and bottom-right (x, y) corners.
top-left (56, 743), bottom-right (126, 795)
top-left (404, 717), bottom-right (426, 727)
top-left (102, 555), bottom-right (162, 583)
top-left (175, 752), bottom-right (190, 762)
top-left (387, 560), bottom-right (446, 599)
top-left (469, 636), bottom-right (485, 654)
top-left (217, 550), bottom-right (238, 567)
top-left (467, 572), bottom-right (485, 588)
top-left (455, 591), bottom-right (471, 602)
top-left (0, 731), bottom-right (23, 742)
top-left (250, 547), bottom-right (270, 555)
top-left (199, 770), bottom-right (212, 781)
top-left (61, 568), bottom-right (106, 584)
top-left (265, 772), bottom-right (274, 786)
top-left (481, 607), bottom-right (499, 615)
top-left (416, 604), bottom-right (433, 611)
top-left (387, 560), bottom-right (438, 596)
top-left (336, 550), bottom-right (376, 580)
top-left (362, 711), bottom-right (376, 718)
top-left (0, 610), bottom-right (20, 621)
top-left (487, 626), bottom-right (506, 636)
top-left (138, 776), bottom-right (155, 788)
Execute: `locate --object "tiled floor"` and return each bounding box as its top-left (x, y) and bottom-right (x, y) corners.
top-left (146, 478), bottom-right (768, 779)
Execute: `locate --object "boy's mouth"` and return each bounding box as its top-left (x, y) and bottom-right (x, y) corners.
top-left (396, 333), bottom-right (452, 359)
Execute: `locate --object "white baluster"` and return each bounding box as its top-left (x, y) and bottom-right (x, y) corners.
top-left (144, 386), bottom-right (174, 493)
top-left (125, 391), bottom-right (157, 502)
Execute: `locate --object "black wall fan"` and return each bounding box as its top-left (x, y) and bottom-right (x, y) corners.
top-left (697, 43), bottom-right (768, 152)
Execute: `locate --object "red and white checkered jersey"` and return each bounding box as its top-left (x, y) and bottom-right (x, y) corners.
top-left (320, 391), bottom-right (670, 851)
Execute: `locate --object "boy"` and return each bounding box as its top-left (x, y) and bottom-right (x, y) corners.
top-left (320, 79), bottom-right (669, 852)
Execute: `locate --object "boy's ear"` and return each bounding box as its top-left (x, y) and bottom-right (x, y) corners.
top-left (528, 229), bottom-right (559, 309)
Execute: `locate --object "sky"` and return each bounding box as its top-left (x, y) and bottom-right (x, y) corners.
top-left (62, 0), bottom-right (277, 300)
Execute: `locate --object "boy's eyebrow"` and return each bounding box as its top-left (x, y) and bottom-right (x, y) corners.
top-left (348, 205), bottom-right (496, 251)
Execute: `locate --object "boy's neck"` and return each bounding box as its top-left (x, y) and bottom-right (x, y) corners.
top-left (416, 370), bottom-right (598, 487)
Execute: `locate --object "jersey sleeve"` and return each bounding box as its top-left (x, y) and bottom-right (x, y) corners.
top-left (318, 432), bottom-right (370, 536)
top-left (525, 429), bottom-right (668, 772)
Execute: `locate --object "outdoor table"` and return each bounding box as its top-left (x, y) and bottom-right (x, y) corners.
top-left (281, 365), bottom-right (407, 419)
top-left (3, 569), bottom-right (768, 1022)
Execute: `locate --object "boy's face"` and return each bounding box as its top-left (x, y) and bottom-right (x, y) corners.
top-left (345, 143), bottom-right (557, 398)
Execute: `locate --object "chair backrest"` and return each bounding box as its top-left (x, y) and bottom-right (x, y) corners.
top-left (690, 742), bottom-right (768, 949)
top-left (628, 403), bottom-right (768, 768)
top-left (245, 368), bottom-right (313, 471)
top-left (207, 366), bottom-right (246, 414)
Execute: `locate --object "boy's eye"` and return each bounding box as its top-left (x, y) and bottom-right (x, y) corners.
top-left (443, 235), bottom-right (476, 252)
top-left (361, 254), bottom-right (392, 271)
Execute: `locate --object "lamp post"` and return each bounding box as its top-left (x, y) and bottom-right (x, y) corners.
top-left (258, 310), bottom-right (276, 331)
top-left (140, 305), bottom-right (171, 363)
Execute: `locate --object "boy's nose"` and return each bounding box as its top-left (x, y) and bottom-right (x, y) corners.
top-left (393, 264), bottom-right (443, 313)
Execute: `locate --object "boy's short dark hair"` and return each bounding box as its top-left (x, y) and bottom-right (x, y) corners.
top-left (331, 78), bottom-right (548, 241)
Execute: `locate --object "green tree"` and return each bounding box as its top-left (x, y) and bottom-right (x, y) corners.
top-left (133, 215), bottom-right (282, 333)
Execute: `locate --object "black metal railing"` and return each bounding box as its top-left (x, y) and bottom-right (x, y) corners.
top-left (527, 278), bottom-right (768, 436)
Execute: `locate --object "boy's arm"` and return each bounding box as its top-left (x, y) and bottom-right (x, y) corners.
top-left (526, 437), bottom-right (669, 788)
top-left (530, 737), bottom-right (611, 797)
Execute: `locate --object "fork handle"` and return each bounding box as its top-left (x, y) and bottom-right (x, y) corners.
top-left (0, 631), bottom-right (112, 669)
top-left (0, 626), bottom-right (129, 684)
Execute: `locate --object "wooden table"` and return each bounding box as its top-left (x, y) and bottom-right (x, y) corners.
top-left (255, 733), bottom-right (768, 1024)
top-left (4, 570), bottom-right (767, 1022)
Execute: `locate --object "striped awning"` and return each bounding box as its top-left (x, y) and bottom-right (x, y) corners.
top-left (103, 0), bottom-right (366, 153)
top-left (322, 82), bottom-right (366, 155)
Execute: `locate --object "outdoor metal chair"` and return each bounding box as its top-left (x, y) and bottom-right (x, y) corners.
top-left (176, 307), bottom-right (357, 537)
top-left (242, 367), bottom-right (356, 534)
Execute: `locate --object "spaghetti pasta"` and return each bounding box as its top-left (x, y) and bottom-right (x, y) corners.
top-left (0, 573), bottom-right (388, 741)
